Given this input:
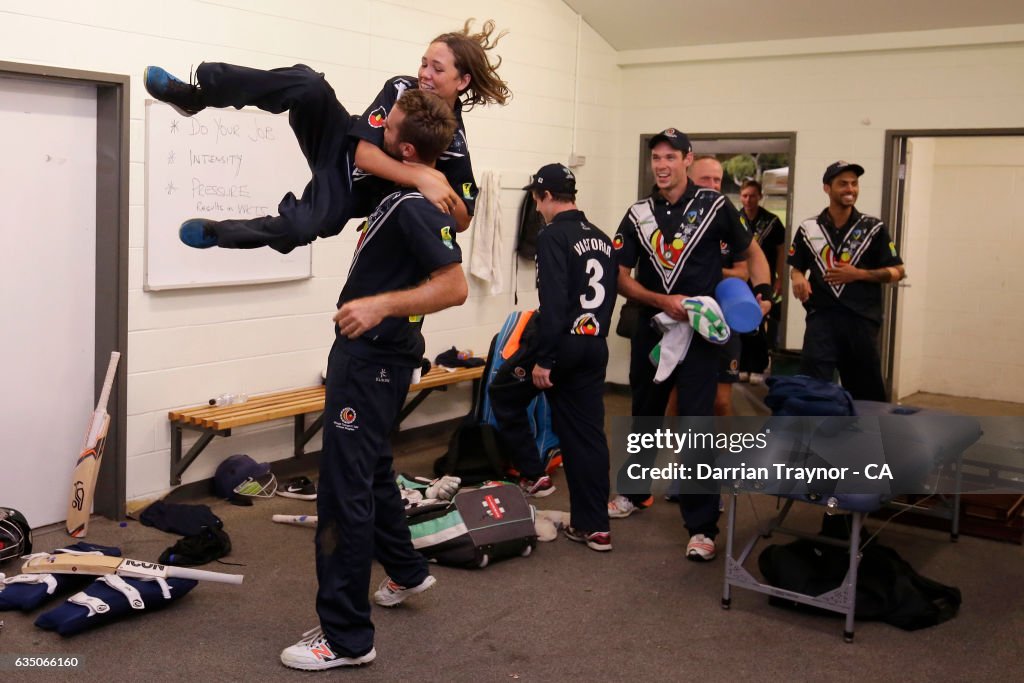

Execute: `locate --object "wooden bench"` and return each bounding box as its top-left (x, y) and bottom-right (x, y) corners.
top-left (168, 364), bottom-right (485, 485)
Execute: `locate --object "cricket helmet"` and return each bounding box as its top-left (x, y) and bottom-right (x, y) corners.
top-left (0, 507), bottom-right (32, 563)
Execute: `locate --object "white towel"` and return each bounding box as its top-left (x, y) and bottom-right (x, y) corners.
top-left (650, 296), bottom-right (731, 383)
top-left (469, 171), bottom-right (504, 294)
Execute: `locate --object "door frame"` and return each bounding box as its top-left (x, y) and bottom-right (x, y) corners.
top-left (880, 127), bottom-right (1024, 400)
top-left (1, 61), bottom-right (129, 521)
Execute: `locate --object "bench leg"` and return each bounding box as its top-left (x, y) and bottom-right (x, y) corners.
top-left (170, 429), bottom-right (218, 486)
top-left (294, 413), bottom-right (324, 458)
top-left (397, 387), bottom-right (439, 426)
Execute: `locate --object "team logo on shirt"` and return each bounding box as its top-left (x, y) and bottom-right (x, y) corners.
top-left (613, 234), bottom-right (624, 250)
top-left (462, 183), bottom-right (473, 198)
top-left (889, 241), bottom-right (897, 257)
top-left (368, 106), bottom-right (387, 128)
top-left (513, 366), bottom-right (527, 379)
top-left (820, 245), bottom-right (853, 269)
top-left (788, 244), bottom-right (795, 256)
top-left (650, 229), bottom-right (683, 269)
top-left (440, 226), bottom-right (454, 250)
top-left (572, 313), bottom-right (600, 336)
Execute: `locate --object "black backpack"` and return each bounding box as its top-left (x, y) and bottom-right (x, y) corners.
top-left (758, 533), bottom-right (962, 630)
top-left (433, 334), bottom-right (510, 485)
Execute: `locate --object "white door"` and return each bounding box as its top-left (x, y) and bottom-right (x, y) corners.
top-left (0, 77), bottom-right (98, 527)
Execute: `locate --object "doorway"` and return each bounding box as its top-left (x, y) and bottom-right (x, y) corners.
top-left (882, 129), bottom-right (1024, 405)
top-left (0, 62), bottom-right (129, 527)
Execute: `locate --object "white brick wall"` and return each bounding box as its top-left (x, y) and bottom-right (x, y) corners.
top-left (613, 36), bottom-right (1024, 389)
top-left (1, 0), bottom-right (622, 500)
top-left (4, 3), bottom-right (1023, 500)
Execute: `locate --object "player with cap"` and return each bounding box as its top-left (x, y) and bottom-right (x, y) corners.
top-left (609, 128), bottom-right (773, 563)
top-left (488, 163), bottom-right (617, 551)
top-left (789, 161), bottom-right (905, 400)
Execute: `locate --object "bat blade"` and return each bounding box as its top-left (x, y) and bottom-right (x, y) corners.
top-left (66, 351), bottom-right (120, 537)
top-left (21, 553), bottom-right (244, 585)
top-left (272, 514), bottom-right (318, 527)
top-left (67, 415), bottom-right (110, 537)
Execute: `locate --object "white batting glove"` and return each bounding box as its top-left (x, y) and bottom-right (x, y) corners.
top-left (426, 475), bottom-right (461, 501)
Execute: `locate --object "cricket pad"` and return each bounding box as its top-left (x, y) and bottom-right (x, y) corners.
top-left (35, 574), bottom-right (198, 636)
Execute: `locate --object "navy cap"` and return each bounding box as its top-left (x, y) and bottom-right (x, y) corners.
top-left (823, 160), bottom-right (865, 184)
top-left (523, 163), bottom-right (576, 194)
top-left (649, 128), bottom-right (692, 153)
top-left (214, 454), bottom-right (276, 500)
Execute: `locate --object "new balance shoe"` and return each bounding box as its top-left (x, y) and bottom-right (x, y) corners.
top-left (179, 219), bottom-right (218, 248)
top-left (564, 527), bottom-right (612, 552)
top-left (686, 533), bottom-right (716, 562)
top-left (279, 626), bottom-right (375, 670)
top-left (373, 574), bottom-right (436, 607)
top-left (144, 66), bottom-right (205, 117)
top-left (519, 475), bottom-right (556, 498)
top-left (607, 494), bottom-right (653, 519)
top-left (277, 476), bottom-right (317, 500)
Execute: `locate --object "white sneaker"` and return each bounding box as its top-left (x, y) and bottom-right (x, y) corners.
top-left (686, 534), bottom-right (716, 562)
top-left (373, 574), bottom-right (436, 607)
top-left (738, 371), bottom-right (750, 382)
top-left (280, 626), bottom-right (375, 670)
top-left (607, 494), bottom-right (652, 519)
top-left (749, 373), bottom-right (765, 385)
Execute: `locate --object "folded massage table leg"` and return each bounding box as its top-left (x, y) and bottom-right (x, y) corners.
top-left (843, 512), bottom-right (863, 643)
top-left (722, 491), bottom-right (738, 609)
top-left (950, 455), bottom-right (963, 542)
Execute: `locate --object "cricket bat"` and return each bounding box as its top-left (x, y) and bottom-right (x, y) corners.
top-left (21, 553), bottom-right (244, 585)
top-left (272, 514), bottom-right (318, 527)
top-left (66, 351), bottom-right (121, 538)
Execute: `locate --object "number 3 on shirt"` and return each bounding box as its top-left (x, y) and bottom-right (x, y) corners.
top-left (580, 258), bottom-right (605, 309)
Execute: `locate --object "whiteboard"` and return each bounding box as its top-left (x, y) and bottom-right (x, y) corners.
top-left (145, 101), bottom-right (312, 289)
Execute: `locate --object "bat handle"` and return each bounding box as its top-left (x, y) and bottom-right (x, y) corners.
top-left (165, 566), bottom-right (244, 585)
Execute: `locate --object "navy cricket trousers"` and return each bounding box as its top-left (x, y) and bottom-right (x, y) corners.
top-left (800, 307), bottom-right (887, 401)
top-left (489, 336), bottom-right (611, 534)
top-left (194, 62), bottom-right (356, 253)
top-left (616, 310), bottom-right (722, 539)
top-left (316, 341), bottom-right (429, 657)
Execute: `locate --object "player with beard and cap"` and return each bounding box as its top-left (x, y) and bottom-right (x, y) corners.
top-left (609, 128), bottom-right (773, 563)
top-left (789, 161), bottom-right (905, 401)
top-left (144, 19), bottom-right (509, 252)
top-left (488, 163), bottom-right (617, 551)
